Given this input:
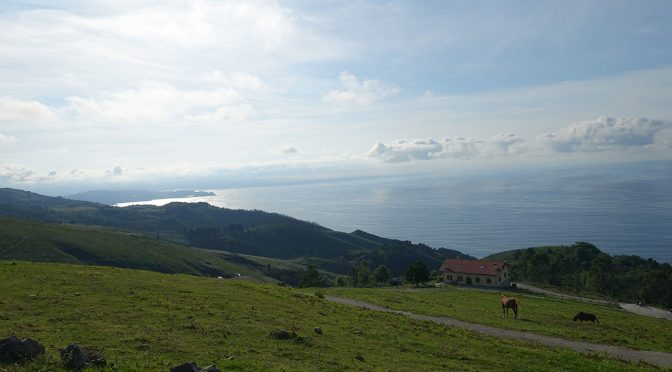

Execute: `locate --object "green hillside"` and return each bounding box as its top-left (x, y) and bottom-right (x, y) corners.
top-left (484, 242), bottom-right (672, 308)
top-left (0, 261), bottom-right (651, 371)
top-left (0, 188), bottom-right (474, 276)
top-left (0, 215), bottom-right (343, 285)
top-left (0, 215), bottom-right (265, 279)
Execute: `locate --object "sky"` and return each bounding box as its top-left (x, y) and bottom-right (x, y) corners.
top-left (1, 0), bottom-right (672, 194)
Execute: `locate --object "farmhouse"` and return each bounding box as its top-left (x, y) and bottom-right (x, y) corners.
top-left (439, 258), bottom-right (510, 287)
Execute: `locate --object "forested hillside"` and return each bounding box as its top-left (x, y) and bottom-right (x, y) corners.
top-left (487, 242), bottom-right (672, 308)
top-left (0, 188), bottom-right (472, 277)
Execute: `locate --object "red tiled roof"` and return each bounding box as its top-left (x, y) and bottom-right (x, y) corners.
top-left (439, 259), bottom-right (507, 276)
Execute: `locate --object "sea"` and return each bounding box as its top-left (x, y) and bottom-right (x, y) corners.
top-left (118, 161), bottom-right (672, 263)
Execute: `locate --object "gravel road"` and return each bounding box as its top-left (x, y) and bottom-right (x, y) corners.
top-left (325, 295), bottom-right (672, 368)
top-left (514, 283), bottom-right (672, 320)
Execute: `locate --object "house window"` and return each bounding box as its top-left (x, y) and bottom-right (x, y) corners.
top-left (498, 277), bottom-right (501, 283)
top-left (486, 278), bottom-right (491, 284)
top-left (447, 275), bottom-right (453, 281)
top-left (458, 276), bottom-right (463, 282)
top-left (475, 277), bottom-right (480, 283)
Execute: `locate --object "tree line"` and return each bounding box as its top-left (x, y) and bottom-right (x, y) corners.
top-left (508, 242), bottom-right (672, 308)
top-left (299, 260), bottom-right (432, 288)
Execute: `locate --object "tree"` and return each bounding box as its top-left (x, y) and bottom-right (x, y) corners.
top-left (372, 265), bottom-right (391, 286)
top-left (349, 266), bottom-right (359, 287)
top-left (405, 261), bottom-right (430, 287)
top-left (349, 260), bottom-right (371, 287)
top-left (587, 253), bottom-right (614, 294)
top-left (299, 265), bottom-right (323, 288)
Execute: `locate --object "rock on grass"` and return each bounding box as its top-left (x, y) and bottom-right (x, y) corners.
top-left (0, 335), bottom-right (45, 363)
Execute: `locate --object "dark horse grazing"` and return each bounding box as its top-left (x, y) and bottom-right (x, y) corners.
top-left (573, 312), bottom-right (599, 323)
top-left (500, 293), bottom-right (520, 319)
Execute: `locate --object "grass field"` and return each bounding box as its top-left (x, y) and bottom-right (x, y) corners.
top-left (0, 261), bottom-right (655, 371)
top-left (0, 216), bottom-right (342, 285)
top-left (0, 216), bottom-right (266, 278)
top-left (324, 286), bottom-right (672, 352)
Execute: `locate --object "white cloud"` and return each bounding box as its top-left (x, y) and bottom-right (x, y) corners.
top-left (0, 96), bottom-right (54, 123)
top-left (323, 71), bottom-right (398, 105)
top-left (277, 146), bottom-right (299, 154)
top-left (66, 82), bottom-right (245, 124)
top-left (536, 117), bottom-right (672, 152)
top-left (185, 103), bottom-right (253, 124)
top-left (205, 71), bottom-right (267, 91)
top-left (368, 116), bottom-right (672, 164)
top-left (0, 133), bottom-right (17, 143)
top-left (0, 164), bottom-right (35, 183)
top-left (368, 133), bottom-right (527, 163)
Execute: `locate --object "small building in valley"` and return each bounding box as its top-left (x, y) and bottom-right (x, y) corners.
top-left (439, 258), bottom-right (510, 287)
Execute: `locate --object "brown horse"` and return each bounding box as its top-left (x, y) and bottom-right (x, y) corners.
top-left (500, 293), bottom-right (520, 319)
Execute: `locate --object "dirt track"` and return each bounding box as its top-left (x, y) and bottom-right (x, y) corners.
top-left (515, 283), bottom-right (672, 320)
top-left (619, 303), bottom-right (672, 320)
top-left (325, 295), bottom-right (672, 368)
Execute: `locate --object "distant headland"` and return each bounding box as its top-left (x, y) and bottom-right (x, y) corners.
top-left (66, 189), bottom-right (215, 205)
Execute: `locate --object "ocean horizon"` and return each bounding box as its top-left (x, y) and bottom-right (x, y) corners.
top-left (118, 161), bottom-right (672, 263)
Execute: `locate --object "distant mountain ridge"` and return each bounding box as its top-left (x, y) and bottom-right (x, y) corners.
top-left (0, 188), bottom-right (475, 276)
top-left (67, 189), bottom-right (215, 205)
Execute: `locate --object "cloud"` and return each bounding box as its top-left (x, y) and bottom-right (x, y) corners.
top-left (323, 71), bottom-right (398, 105)
top-left (85, 2), bottom-right (298, 52)
top-left (66, 82), bottom-right (245, 124)
top-left (0, 164), bottom-right (35, 183)
top-left (205, 71), bottom-right (267, 91)
top-left (184, 103), bottom-right (253, 124)
top-left (105, 164), bottom-right (123, 176)
top-left (536, 117), bottom-right (672, 152)
top-left (277, 146), bottom-right (299, 154)
top-left (368, 117), bottom-right (672, 164)
top-left (368, 133), bottom-right (527, 163)
top-left (0, 133), bottom-right (17, 143)
top-left (0, 96), bottom-right (54, 123)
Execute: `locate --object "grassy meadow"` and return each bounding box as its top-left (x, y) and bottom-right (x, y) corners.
top-left (0, 216), bottom-right (264, 278)
top-left (0, 261), bottom-right (657, 371)
top-left (324, 286), bottom-right (672, 352)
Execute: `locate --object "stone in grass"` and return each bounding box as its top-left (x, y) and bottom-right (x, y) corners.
top-left (86, 348), bottom-right (107, 366)
top-left (270, 329), bottom-right (311, 345)
top-left (60, 344), bottom-right (88, 370)
top-left (0, 335), bottom-right (45, 363)
top-left (170, 361), bottom-right (221, 372)
top-left (60, 343), bottom-right (106, 370)
top-left (20, 338), bottom-right (44, 359)
top-left (270, 329), bottom-right (297, 340)
top-left (170, 361), bottom-right (200, 372)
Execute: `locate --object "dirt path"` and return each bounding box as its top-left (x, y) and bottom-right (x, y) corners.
top-left (515, 283), bottom-right (672, 320)
top-left (619, 303), bottom-right (672, 320)
top-left (514, 283), bottom-right (616, 306)
top-left (325, 295), bottom-right (672, 368)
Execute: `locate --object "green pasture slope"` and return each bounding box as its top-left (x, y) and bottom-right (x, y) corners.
top-left (0, 215), bottom-right (345, 285)
top-left (325, 287), bottom-right (672, 352)
top-left (0, 216), bottom-right (266, 279)
top-left (0, 262), bottom-right (652, 371)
